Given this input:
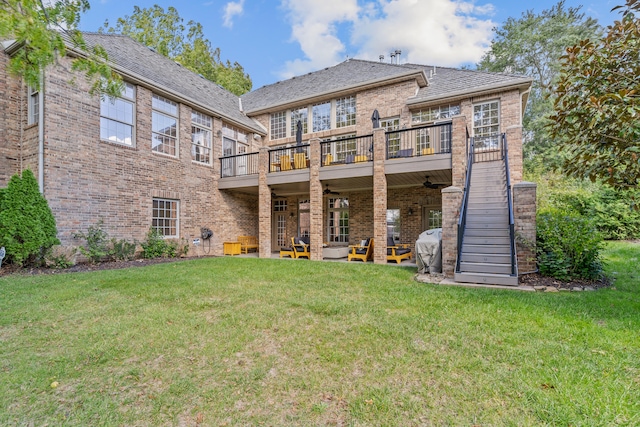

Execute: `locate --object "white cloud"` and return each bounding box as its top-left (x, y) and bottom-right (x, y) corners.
top-left (279, 0), bottom-right (496, 78)
top-left (223, 0), bottom-right (245, 29)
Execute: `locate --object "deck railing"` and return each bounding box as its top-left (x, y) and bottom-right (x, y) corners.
top-left (456, 135), bottom-right (474, 273)
top-left (472, 134), bottom-right (503, 163)
top-left (268, 144), bottom-right (310, 172)
top-left (220, 152), bottom-right (259, 178)
top-left (385, 122), bottom-right (452, 160)
top-left (320, 135), bottom-right (373, 167)
top-left (503, 134), bottom-right (517, 276)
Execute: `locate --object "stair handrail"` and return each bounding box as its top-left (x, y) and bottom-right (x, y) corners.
top-left (502, 133), bottom-right (517, 276)
top-left (456, 134), bottom-right (475, 273)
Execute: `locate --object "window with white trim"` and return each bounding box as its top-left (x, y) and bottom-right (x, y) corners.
top-left (270, 111), bottom-right (286, 139)
top-left (290, 107), bottom-right (308, 136)
top-left (473, 100), bottom-right (500, 149)
top-left (312, 102), bottom-right (331, 132)
top-left (336, 96), bottom-right (356, 128)
top-left (100, 82), bottom-right (135, 145)
top-left (412, 104), bottom-right (460, 123)
top-left (191, 110), bottom-right (212, 164)
top-left (381, 117), bottom-right (400, 155)
top-left (221, 123), bottom-right (249, 177)
top-left (298, 199), bottom-right (310, 238)
top-left (28, 86), bottom-right (39, 125)
top-left (327, 197), bottom-right (349, 243)
top-left (152, 198), bottom-right (178, 237)
top-left (152, 94), bottom-right (178, 156)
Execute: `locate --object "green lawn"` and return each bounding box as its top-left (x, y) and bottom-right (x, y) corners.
top-left (1, 242), bottom-right (638, 426)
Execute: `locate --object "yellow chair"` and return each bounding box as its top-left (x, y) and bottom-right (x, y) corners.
top-left (279, 155), bottom-right (292, 171)
top-left (348, 238), bottom-right (374, 262)
top-left (354, 155), bottom-right (368, 163)
top-left (323, 153), bottom-right (333, 166)
top-left (279, 241), bottom-right (295, 258)
top-left (292, 237), bottom-right (310, 259)
top-left (386, 237), bottom-right (412, 263)
top-left (294, 152), bottom-right (307, 169)
top-left (421, 147), bottom-right (434, 155)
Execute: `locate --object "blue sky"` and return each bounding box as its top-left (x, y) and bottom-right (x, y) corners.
top-left (79, 0), bottom-right (621, 90)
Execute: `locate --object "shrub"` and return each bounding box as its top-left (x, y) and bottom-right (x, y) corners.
top-left (536, 208), bottom-right (603, 281)
top-left (47, 252), bottom-right (74, 269)
top-left (111, 238), bottom-right (137, 261)
top-left (0, 170), bottom-right (60, 266)
top-left (73, 220), bottom-right (111, 263)
top-left (140, 228), bottom-right (187, 259)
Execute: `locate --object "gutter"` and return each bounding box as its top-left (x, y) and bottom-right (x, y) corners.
top-left (405, 79), bottom-right (533, 107)
top-left (38, 77), bottom-right (44, 193)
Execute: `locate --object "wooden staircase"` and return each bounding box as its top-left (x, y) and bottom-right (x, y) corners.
top-left (454, 160), bottom-right (518, 286)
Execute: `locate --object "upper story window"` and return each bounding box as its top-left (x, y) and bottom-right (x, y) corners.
top-left (412, 104), bottom-right (460, 124)
top-left (270, 111), bottom-right (286, 140)
top-left (221, 123), bottom-right (249, 177)
top-left (191, 110), bottom-right (212, 164)
top-left (473, 100), bottom-right (500, 149)
top-left (290, 107), bottom-right (308, 136)
top-left (152, 94), bottom-right (179, 156)
top-left (336, 96), bottom-right (356, 128)
top-left (381, 117), bottom-right (400, 154)
top-left (312, 102), bottom-right (331, 132)
top-left (28, 86), bottom-right (39, 125)
top-left (100, 82), bottom-right (135, 146)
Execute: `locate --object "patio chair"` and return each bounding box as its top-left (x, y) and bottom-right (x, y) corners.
top-left (323, 153), bottom-right (333, 166)
top-left (386, 236), bottom-right (412, 263)
top-left (279, 240), bottom-right (296, 258)
top-left (348, 237), bottom-right (374, 262)
top-left (292, 237), bottom-right (310, 259)
top-left (293, 153), bottom-right (307, 169)
top-left (279, 155), bottom-right (292, 171)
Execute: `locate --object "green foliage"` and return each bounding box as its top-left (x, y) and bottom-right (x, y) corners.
top-left (0, 0), bottom-right (122, 97)
top-left (537, 208), bottom-right (604, 280)
top-left (140, 228), bottom-right (186, 259)
top-left (46, 251), bottom-right (74, 269)
top-left (73, 220), bottom-right (111, 263)
top-left (477, 1), bottom-right (601, 171)
top-left (101, 5), bottom-right (252, 95)
top-left (549, 1), bottom-right (640, 189)
top-left (111, 238), bottom-right (137, 261)
top-left (0, 169), bottom-right (60, 266)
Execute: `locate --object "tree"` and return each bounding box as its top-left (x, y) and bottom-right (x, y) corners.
top-left (0, 0), bottom-right (122, 96)
top-left (548, 1), bottom-right (640, 190)
top-left (0, 170), bottom-right (60, 266)
top-left (102, 5), bottom-right (252, 96)
top-left (477, 1), bottom-right (601, 170)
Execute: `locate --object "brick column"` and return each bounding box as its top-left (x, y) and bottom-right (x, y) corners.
top-left (309, 138), bottom-right (324, 261)
top-left (451, 115), bottom-right (468, 188)
top-left (441, 186), bottom-right (462, 278)
top-left (372, 128), bottom-right (387, 264)
top-left (513, 181), bottom-right (537, 274)
top-left (258, 146), bottom-right (271, 258)
top-left (505, 125), bottom-right (523, 184)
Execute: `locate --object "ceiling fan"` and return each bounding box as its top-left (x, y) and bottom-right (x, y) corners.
top-left (323, 184), bottom-right (340, 195)
top-left (423, 176), bottom-right (446, 189)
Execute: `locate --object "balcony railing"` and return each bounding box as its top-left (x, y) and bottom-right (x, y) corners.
top-left (269, 144), bottom-right (310, 172)
top-left (220, 152), bottom-right (259, 178)
top-left (472, 134), bottom-right (503, 163)
top-left (320, 135), bottom-right (373, 167)
top-left (386, 122), bottom-right (452, 159)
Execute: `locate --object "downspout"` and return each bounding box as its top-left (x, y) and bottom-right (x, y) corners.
top-left (520, 87), bottom-right (531, 126)
top-left (38, 75), bottom-right (44, 193)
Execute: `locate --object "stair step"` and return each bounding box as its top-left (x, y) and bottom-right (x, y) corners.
top-left (466, 215), bottom-right (509, 224)
top-left (460, 261), bottom-right (514, 275)
top-left (454, 272), bottom-right (519, 286)
top-left (460, 252), bottom-right (512, 264)
top-left (467, 201), bottom-right (507, 209)
top-left (464, 228), bottom-right (510, 237)
top-left (463, 236), bottom-right (511, 246)
top-left (467, 208), bottom-right (509, 216)
top-left (462, 244), bottom-right (511, 254)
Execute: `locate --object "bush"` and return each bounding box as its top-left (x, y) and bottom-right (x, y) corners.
top-left (536, 208), bottom-right (604, 281)
top-left (73, 219), bottom-right (111, 263)
top-left (140, 228), bottom-right (187, 259)
top-left (111, 238), bottom-right (137, 261)
top-left (0, 170), bottom-right (60, 266)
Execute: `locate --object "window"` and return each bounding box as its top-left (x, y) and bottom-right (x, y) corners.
top-left (473, 100), bottom-right (500, 149)
top-left (423, 207), bottom-right (442, 229)
top-left (152, 198), bottom-right (178, 237)
top-left (152, 94), bottom-right (178, 156)
top-left (387, 209), bottom-right (400, 243)
top-left (381, 117), bottom-right (400, 155)
top-left (221, 123), bottom-right (249, 177)
top-left (327, 197), bottom-right (349, 243)
top-left (100, 82), bottom-right (135, 145)
top-left (336, 96), bottom-right (356, 128)
top-left (273, 200), bottom-right (287, 212)
top-left (290, 107), bottom-right (308, 136)
top-left (28, 86), bottom-right (39, 125)
top-left (271, 111), bottom-right (286, 139)
top-left (412, 104), bottom-right (460, 124)
top-left (191, 110), bottom-right (212, 164)
top-left (298, 199), bottom-right (310, 238)
top-left (312, 102), bottom-right (331, 132)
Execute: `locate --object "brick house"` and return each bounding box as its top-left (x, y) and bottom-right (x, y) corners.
top-left (0, 33), bottom-right (535, 285)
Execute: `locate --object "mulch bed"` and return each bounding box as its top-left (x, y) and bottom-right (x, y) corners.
top-left (519, 272), bottom-right (612, 291)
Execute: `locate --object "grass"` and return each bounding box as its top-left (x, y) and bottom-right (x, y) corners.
top-left (0, 242), bottom-right (639, 426)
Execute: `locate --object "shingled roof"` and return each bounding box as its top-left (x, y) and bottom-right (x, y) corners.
top-left (240, 59), bottom-right (428, 114)
top-left (79, 33), bottom-right (263, 133)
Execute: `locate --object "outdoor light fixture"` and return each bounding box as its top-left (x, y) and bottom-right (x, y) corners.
top-left (408, 208), bottom-right (414, 216)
